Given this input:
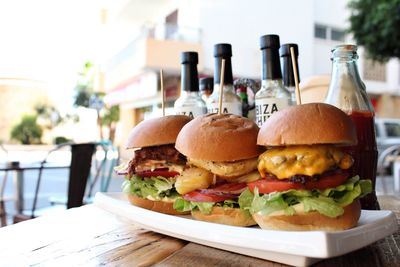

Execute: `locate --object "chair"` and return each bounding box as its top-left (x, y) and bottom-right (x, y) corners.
top-left (0, 144), bottom-right (9, 226)
top-left (86, 140), bottom-right (120, 200)
top-left (377, 144), bottom-right (400, 194)
top-left (15, 142), bottom-right (96, 221)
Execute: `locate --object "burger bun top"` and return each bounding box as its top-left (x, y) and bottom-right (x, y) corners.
top-left (126, 115), bottom-right (191, 149)
top-left (175, 113), bottom-right (262, 161)
top-left (257, 103), bottom-right (357, 146)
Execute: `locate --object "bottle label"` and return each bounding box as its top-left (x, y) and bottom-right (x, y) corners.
top-left (207, 103), bottom-right (242, 116)
top-left (175, 106), bottom-right (206, 119)
top-left (255, 98), bottom-right (290, 127)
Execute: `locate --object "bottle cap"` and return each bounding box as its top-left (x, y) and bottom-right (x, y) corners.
top-left (181, 51), bottom-right (198, 64)
top-left (260, 35), bottom-right (280, 50)
top-left (280, 43), bottom-right (299, 57)
top-left (214, 43), bottom-right (232, 58)
top-left (200, 77), bottom-right (213, 91)
top-left (331, 44), bottom-right (358, 59)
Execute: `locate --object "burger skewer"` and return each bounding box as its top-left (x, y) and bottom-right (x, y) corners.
top-left (218, 59), bottom-right (226, 115)
top-left (160, 69), bottom-right (165, 117)
top-left (290, 47), bottom-right (302, 105)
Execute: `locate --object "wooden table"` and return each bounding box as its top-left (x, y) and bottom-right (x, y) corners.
top-left (0, 195), bottom-right (399, 267)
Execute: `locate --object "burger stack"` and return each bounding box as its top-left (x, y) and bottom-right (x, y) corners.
top-left (117, 103), bottom-right (372, 231)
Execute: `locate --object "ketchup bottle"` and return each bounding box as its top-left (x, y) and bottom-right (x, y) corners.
top-left (325, 45), bottom-right (379, 210)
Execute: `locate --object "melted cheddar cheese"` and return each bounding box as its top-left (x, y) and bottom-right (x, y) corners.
top-left (258, 145), bottom-right (353, 179)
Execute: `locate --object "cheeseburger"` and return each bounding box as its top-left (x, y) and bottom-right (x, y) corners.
top-left (173, 113), bottom-right (263, 226)
top-left (239, 103), bottom-right (372, 231)
top-left (117, 115), bottom-right (191, 215)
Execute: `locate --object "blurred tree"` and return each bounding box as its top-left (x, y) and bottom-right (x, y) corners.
top-left (34, 103), bottom-right (63, 130)
top-left (348, 0), bottom-right (400, 62)
top-left (74, 62), bottom-right (95, 108)
top-left (73, 62), bottom-right (120, 142)
top-left (101, 105), bottom-right (120, 144)
top-left (11, 115), bottom-right (43, 144)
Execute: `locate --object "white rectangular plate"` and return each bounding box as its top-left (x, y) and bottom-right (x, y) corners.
top-left (94, 192), bottom-right (397, 267)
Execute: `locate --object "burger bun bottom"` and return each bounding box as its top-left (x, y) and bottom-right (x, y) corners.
top-left (191, 207), bottom-right (257, 227)
top-left (127, 194), bottom-right (189, 215)
top-left (252, 200), bottom-right (361, 231)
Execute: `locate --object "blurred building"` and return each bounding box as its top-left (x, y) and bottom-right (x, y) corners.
top-left (101, 0), bottom-right (400, 146)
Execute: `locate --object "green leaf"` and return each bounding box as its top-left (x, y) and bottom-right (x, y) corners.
top-left (302, 196), bottom-right (344, 218)
top-left (244, 176), bottom-right (372, 218)
top-left (123, 175), bottom-right (177, 200)
top-left (173, 198), bottom-right (193, 212)
top-left (238, 188), bottom-right (254, 211)
top-left (193, 202), bottom-right (215, 214)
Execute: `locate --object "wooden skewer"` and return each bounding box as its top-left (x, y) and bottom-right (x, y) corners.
top-left (160, 69), bottom-right (165, 116)
top-left (218, 59), bottom-right (226, 115)
top-left (290, 47), bottom-right (302, 105)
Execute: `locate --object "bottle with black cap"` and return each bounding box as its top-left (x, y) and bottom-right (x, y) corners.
top-left (174, 51), bottom-right (207, 118)
top-left (255, 34), bottom-right (291, 127)
top-left (206, 43), bottom-right (242, 116)
top-left (280, 43), bottom-right (300, 105)
top-left (199, 77), bottom-right (213, 102)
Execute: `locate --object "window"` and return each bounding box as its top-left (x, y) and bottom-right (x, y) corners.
top-left (363, 58), bottom-right (386, 81)
top-left (385, 123), bottom-right (400, 137)
top-left (314, 24), bottom-right (346, 42)
top-left (315, 24), bottom-right (327, 39)
top-left (331, 29), bottom-right (345, 42)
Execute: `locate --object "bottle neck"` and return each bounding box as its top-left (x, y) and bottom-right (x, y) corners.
top-left (261, 79), bottom-right (283, 88)
top-left (262, 48), bottom-right (282, 80)
top-left (213, 83), bottom-right (235, 94)
top-left (326, 55), bottom-right (374, 112)
top-left (180, 91), bottom-right (200, 98)
top-left (214, 57), bottom-right (233, 85)
top-left (281, 56), bottom-right (299, 87)
top-left (181, 63), bottom-right (199, 92)
top-left (330, 57), bottom-right (365, 91)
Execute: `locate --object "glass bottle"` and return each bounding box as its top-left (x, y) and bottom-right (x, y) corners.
top-left (199, 77), bottom-right (213, 102)
top-left (206, 43), bottom-right (242, 116)
top-left (325, 44), bottom-right (379, 210)
top-left (280, 43), bottom-right (300, 105)
top-left (174, 51), bottom-right (207, 119)
top-left (255, 35), bottom-right (291, 127)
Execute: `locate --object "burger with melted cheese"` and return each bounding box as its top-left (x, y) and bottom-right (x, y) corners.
top-left (173, 113), bottom-right (263, 226)
top-left (239, 103), bottom-right (372, 231)
top-left (117, 115), bottom-right (191, 215)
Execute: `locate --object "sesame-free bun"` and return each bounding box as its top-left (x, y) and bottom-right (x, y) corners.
top-left (257, 103), bottom-right (357, 146)
top-left (175, 113), bottom-right (262, 161)
top-left (191, 207), bottom-right (257, 227)
top-left (127, 195), bottom-right (189, 215)
top-left (252, 200), bottom-right (361, 231)
top-left (126, 115), bottom-right (191, 149)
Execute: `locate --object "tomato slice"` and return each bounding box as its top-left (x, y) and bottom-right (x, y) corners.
top-left (137, 169), bottom-right (179, 178)
top-left (183, 191), bottom-right (233, 202)
top-left (248, 173), bottom-right (349, 194)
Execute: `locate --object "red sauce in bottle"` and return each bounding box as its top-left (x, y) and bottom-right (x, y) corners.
top-left (345, 111), bottom-right (379, 210)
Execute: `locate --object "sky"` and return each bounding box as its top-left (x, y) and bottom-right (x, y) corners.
top-left (0, 0), bottom-right (104, 111)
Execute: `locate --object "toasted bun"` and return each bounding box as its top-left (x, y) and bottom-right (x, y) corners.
top-left (127, 195), bottom-right (189, 215)
top-left (191, 207), bottom-right (257, 227)
top-left (253, 200), bottom-right (361, 231)
top-left (126, 115), bottom-right (191, 149)
top-left (257, 103), bottom-right (357, 146)
top-left (176, 113), bottom-right (263, 161)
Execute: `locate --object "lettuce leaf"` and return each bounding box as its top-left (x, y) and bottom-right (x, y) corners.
top-left (173, 198), bottom-right (243, 215)
top-left (122, 175), bottom-right (178, 200)
top-left (238, 176), bottom-right (372, 218)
